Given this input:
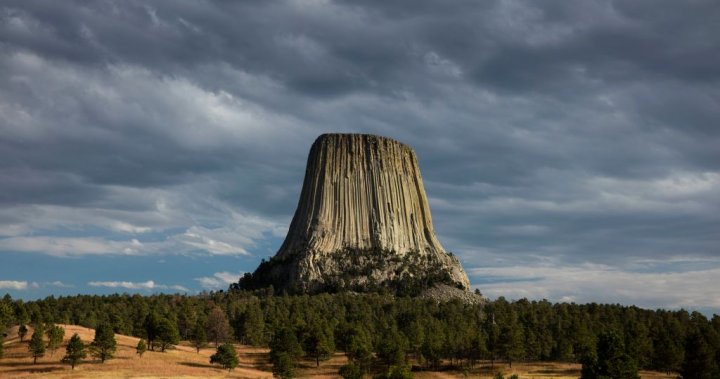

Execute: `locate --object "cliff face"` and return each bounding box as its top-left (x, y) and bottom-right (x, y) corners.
top-left (240, 133), bottom-right (470, 294)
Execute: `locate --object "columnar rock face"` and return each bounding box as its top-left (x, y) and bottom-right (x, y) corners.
top-left (239, 133), bottom-right (470, 294)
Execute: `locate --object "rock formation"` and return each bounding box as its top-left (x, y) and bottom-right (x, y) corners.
top-left (238, 133), bottom-right (470, 294)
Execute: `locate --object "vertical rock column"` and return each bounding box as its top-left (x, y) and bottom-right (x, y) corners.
top-left (251, 133), bottom-right (470, 292)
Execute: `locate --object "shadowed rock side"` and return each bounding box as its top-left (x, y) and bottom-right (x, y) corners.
top-left (238, 133), bottom-right (470, 294)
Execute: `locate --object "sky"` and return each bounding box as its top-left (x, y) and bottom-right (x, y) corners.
top-left (0, 1), bottom-right (718, 314)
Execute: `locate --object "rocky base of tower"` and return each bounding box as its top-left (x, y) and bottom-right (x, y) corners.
top-left (236, 247), bottom-right (468, 296)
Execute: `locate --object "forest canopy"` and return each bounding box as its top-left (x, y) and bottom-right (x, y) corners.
top-left (0, 290), bottom-right (718, 376)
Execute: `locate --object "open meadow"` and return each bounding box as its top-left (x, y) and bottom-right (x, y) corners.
top-left (0, 325), bottom-right (676, 379)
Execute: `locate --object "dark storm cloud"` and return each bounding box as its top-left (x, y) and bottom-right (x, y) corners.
top-left (0, 0), bottom-right (719, 307)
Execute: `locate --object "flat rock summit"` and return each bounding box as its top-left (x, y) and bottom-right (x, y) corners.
top-left (238, 133), bottom-right (470, 295)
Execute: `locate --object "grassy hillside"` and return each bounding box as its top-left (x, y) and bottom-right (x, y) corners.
top-left (0, 324), bottom-right (676, 379)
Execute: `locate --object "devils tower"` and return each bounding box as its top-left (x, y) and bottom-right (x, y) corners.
top-left (238, 133), bottom-right (470, 294)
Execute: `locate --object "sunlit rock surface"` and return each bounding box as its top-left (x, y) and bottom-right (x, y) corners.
top-left (239, 133), bottom-right (470, 294)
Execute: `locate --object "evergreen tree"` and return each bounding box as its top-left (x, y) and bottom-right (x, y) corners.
top-left (90, 323), bottom-right (117, 363)
top-left (0, 301), bottom-right (12, 329)
top-left (272, 351), bottom-right (295, 379)
top-left (155, 317), bottom-right (180, 352)
top-left (402, 319), bottom-right (424, 362)
top-left (46, 324), bottom-right (65, 357)
top-left (483, 314), bottom-right (500, 369)
top-left (0, 301), bottom-right (12, 357)
top-left (269, 327), bottom-right (303, 378)
top-left (270, 327), bottom-right (304, 363)
top-left (375, 364), bottom-right (414, 379)
top-left (420, 318), bottom-right (445, 370)
top-left (15, 302), bottom-right (29, 326)
top-left (177, 305), bottom-right (198, 340)
top-left (346, 326), bottom-right (373, 372)
top-left (468, 330), bottom-right (488, 368)
top-left (339, 362), bottom-right (363, 379)
top-left (681, 329), bottom-right (720, 379)
top-left (242, 302), bottom-right (266, 346)
top-left (144, 312), bottom-right (160, 351)
top-left (303, 321), bottom-right (335, 367)
top-left (581, 330), bottom-right (639, 379)
top-left (377, 327), bottom-right (408, 367)
top-left (624, 318), bottom-right (653, 368)
top-left (18, 324), bottom-right (28, 342)
top-left (192, 321), bottom-right (208, 353)
top-left (28, 324), bottom-right (45, 363)
top-left (62, 333), bottom-right (86, 369)
top-left (652, 332), bottom-right (682, 374)
top-left (498, 323), bottom-right (524, 367)
top-left (136, 339), bottom-right (147, 357)
top-left (210, 343), bottom-right (239, 371)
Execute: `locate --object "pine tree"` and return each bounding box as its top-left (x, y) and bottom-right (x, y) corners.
top-left (90, 323), bottom-right (117, 363)
top-left (484, 314), bottom-right (500, 369)
top-left (62, 333), bottom-right (86, 369)
top-left (270, 327), bottom-right (304, 363)
top-left (403, 319), bottom-right (424, 362)
top-left (192, 321), bottom-right (207, 353)
top-left (155, 317), bottom-right (180, 352)
top-left (136, 339), bottom-right (147, 357)
top-left (18, 324), bottom-right (28, 342)
top-left (652, 332), bottom-right (682, 374)
top-left (272, 351), bottom-right (295, 379)
top-left (377, 327), bottom-right (408, 367)
top-left (420, 319), bottom-right (445, 370)
top-left (468, 330), bottom-right (488, 368)
top-left (210, 343), bottom-right (239, 371)
top-left (498, 323), bottom-right (524, 367)
top-left (28, 324), bottom-right (46, 364)
top-left (681, 329), bottom-right (720, 379)
top-left (242, 302), bottom-right (266, 346)
top-left (375, 364), bottom-right (414, 379)
top-left (303, 321), bottom-right (335, 367)
top-left (339, 362), bottom-right (363, 379)
top-left (581, 330), bottom-right (639, 379)
top-left (0, 302), bottom-right (12, 357)
top-left (46, 324), bottom-right (65, 357)
top-left (144, 312), bottom-right (160, 351)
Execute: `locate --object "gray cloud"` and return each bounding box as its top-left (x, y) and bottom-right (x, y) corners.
top-left (0, 1), bottom-right (718, 307)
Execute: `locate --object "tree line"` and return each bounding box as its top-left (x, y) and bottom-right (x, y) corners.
top-left (1, 291), bottom-right (718, 377)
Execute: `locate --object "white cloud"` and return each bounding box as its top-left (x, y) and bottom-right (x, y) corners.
top-left (172, 210), bottom-right (283, 256)
top-left (0, 280), bottom-right (28, 290)
top-left (88, 280), bottom-right (188, 292)
top-left (470, 262), bottom-right (720, 310)
top-left (0, 236), bottom-right (145, 257)
top-left (89, 280), bottom-right (157, 289)
top-left (167, 284), bottom-right (190, 292)
top-left (0, 206), bottom-right (283, 257)
top-left (195, 271), bottom-right (242, 289)
top-left (46, 281), bottom-right (74, 288)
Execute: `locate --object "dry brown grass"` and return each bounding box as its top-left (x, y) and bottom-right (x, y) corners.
top-left (0, 325), bottom-right (677, 378)
top-left (410, 361), bottom-right (676, 379)
top-left (1, 324), bottom-right (271, 378)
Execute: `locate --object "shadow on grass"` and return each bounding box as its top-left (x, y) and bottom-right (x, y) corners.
top-left (179, 361), bottom-right (218, 369)
top-left (2, 365), bottom-right (65, 374)
top-left (0, 361), bottom-right (61, 368)
top-left (242, 352), bottom-right (272, 370)
top-left (532, 368), bottom-right (580, 375)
